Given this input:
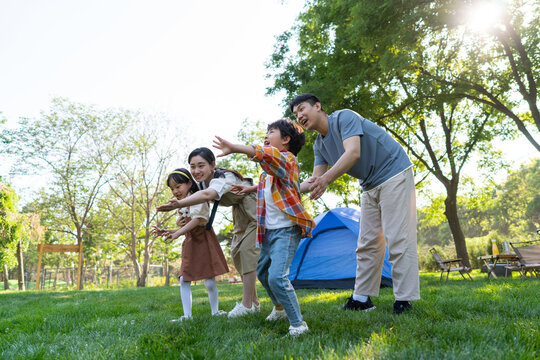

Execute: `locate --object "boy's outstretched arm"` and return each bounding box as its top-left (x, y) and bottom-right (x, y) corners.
top-left (213, 136), bottom-right (255, 158)
top-left (214, 135), bottom-right (289, 180)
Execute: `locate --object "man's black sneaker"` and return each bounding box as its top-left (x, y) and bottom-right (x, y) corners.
top-left (393, 301), bottom-right (412, 315)
top-left (343, 296), bottom-right (376, 311)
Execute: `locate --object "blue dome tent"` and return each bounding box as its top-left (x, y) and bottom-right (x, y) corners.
top-left (289, 207), bottom-right (392, 289)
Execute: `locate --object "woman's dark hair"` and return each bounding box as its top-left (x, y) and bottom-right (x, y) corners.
top-left (166, 168), bottom-right (199, 194)
top-left (289, 93), bottom-right (324, 113)
top-left (188, 147), bottom-right (251, 184)
top-left (267, 118), bottom-right (306, 156)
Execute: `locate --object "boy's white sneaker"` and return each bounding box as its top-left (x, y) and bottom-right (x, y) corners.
top-left (265, 307), bottom-right (287, 321)
top-left (288, 321), bottom-right (309, 336)
top-left (227, 302), bottom-right (255, 318)
top-left (212, 310), bottom-right (228, 316)
top-left (170, 315), bottom-right (192, 323)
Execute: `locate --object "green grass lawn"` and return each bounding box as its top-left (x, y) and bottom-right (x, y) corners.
top-left (0, 272), bottom-right (538, 359)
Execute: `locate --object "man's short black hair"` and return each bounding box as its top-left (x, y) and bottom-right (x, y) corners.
top-left (289, 93), bottom-right (322, 113)
top-left (267, 118), bottom-right (305, 156)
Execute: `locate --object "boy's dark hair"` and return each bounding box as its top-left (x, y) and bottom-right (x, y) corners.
top-left (289, 93), bottom-right (323, 113)
top-left (166, 168), bottom-right (199, 194)
top-left (267, 118), bottom-right (305, 156)
top-left (188, 147), bottom-right (251, 184)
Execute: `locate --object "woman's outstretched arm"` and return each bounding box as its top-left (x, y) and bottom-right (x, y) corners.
top-left (156, 188), bottom-right (219, 212)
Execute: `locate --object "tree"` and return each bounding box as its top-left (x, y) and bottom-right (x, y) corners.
top-left (1, 98), bottom-right (129, 289)
top-left (266, 0), bottom-right (517, 266)
top-left (12, 212), bottom-right (44, 291)
top-left (417, 0), bottom-right (540, 150)
top-left (0, 182), bottom-right (20, 290)
top-left (491, 158), bottom-right (540, 236)
top-left (417, 158), bottom-right (539, 246)
top-left (100, 114), bottom-right (176, 287)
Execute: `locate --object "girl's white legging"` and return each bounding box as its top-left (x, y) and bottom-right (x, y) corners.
top-left (179, 276), bottom-right (219, 317)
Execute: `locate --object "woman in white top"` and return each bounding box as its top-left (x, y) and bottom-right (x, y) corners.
top-left (157, 147), bottom-right (260, 318)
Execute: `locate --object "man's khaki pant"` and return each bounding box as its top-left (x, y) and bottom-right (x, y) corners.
top-left (354, 167), bottom-right (420, 301)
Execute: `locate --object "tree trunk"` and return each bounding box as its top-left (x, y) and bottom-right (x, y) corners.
top-left (444, 183), bottom-right (471, 268)
top-left (2, 264), bottom-right (9, 290)
top-left (108, 264), bottom-right (112, 287)
top-left (164, 257), bottom-right (170, 287)
top-left (17, 239), bottom-right (26, 291)
top-left (137, 246), bottom-right (149, 287)
top-left (53, 264), bottom-right (59, 290)
top-left (78, 253), bottom-right (85, 291)
top-left (65, 268), bottom-right (71, 286)
top-left (93, 265), bottom-right (98, 285)
top-left (70, 267), bottom-right (75, 286)
top-left (130, 230), bottom-right (143, 286)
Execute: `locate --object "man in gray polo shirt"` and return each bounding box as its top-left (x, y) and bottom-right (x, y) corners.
top-left (291, 93), bottom-right (419, 315)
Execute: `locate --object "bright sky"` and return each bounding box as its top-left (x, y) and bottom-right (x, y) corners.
top-left (0, 0), bottom-right (538, 206)
top-left (0, 0), bottom-right (305, 198)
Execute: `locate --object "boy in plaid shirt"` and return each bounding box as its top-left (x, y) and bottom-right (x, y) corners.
top-left (213, 118), bottom-right (314, 336)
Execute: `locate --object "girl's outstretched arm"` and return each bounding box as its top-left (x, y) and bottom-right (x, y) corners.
top-left (164, 217), bottom-right (202, 240)
top-left (152, 226), bottom-right (178, 239)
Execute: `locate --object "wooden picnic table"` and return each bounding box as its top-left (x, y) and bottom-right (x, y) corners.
top-left (477, 254), bottom-right (519, 279)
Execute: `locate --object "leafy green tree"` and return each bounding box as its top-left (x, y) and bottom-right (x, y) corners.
top-left (0, 182), bottom-right (20, 290)
top-left (1, 98), bottom-right (129, 288)
top-left (101, 114), bottom-right (175, 287)
top-left (269, 0), bottom-right (539, 149)
top-left (418, 158), bottom-right (539, 249)
top-left (414, 0), bottom-right (540, 150)
top-left (13, 212), bottom-right (44, 290)
top-left (491, 158), bottom-right (540, 237)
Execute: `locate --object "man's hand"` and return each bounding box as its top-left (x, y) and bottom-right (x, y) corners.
top-left (213, 136), bottom-right (236, 157)
top-left (309, 175), bottom-right (330, 200)
top-left (156, 198), bottom-right (181, 212)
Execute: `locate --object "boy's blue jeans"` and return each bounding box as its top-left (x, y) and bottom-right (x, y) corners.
top-left (257, 225), bottom-right (303, 327)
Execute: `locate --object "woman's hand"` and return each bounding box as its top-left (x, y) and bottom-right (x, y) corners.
top-left (230, 184), bottom-right (257, 195)
top-left (156, 198), bottom-right (181, 212)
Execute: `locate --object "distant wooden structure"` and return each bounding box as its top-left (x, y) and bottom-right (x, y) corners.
top-left (35, 243), bottom-right (83, 290)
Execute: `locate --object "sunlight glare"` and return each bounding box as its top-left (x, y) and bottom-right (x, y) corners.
top-left (466, 1), bottom-right (505, 33)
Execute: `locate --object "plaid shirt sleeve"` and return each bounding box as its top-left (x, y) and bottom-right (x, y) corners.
top-left (249, 144), bottom-right (315, 244)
